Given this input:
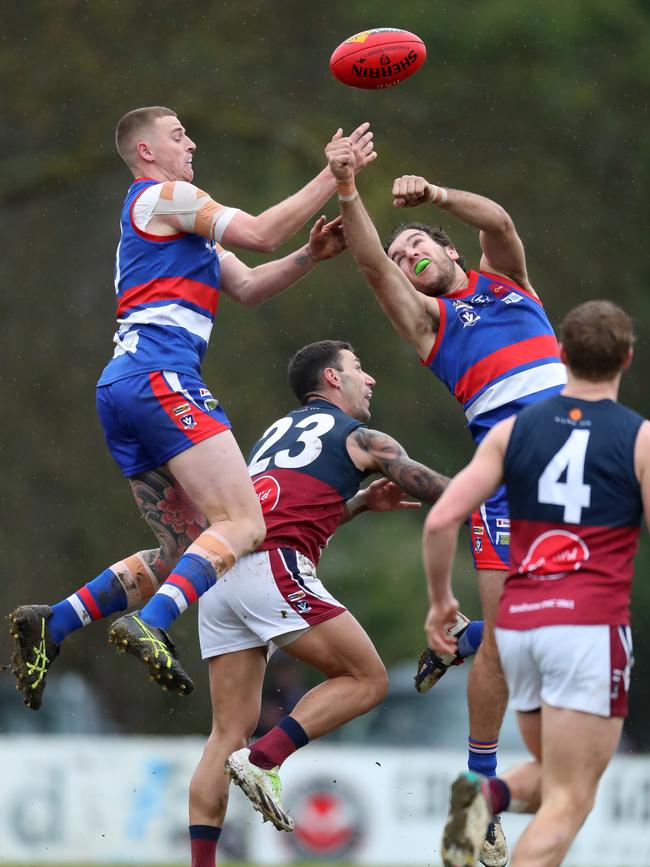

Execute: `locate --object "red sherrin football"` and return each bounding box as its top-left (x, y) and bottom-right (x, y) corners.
top-left (330, 28), bottom-right (426, 90)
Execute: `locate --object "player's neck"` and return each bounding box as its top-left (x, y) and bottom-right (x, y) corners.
top-left (561, 373), bottom-right (621, 402)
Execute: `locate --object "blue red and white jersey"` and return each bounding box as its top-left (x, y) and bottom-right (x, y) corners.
top-left (98, 179), bottom-right (223, 385)
top-left (249, 399), bottom-right (368, 565)
top-left (498, 394), bottom-right (644, 629)
top-left (423, 270), bottom-right (567, 443)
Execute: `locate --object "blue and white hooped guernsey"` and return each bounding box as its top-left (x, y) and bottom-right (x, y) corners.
top-left (97, 179), bottom-right (222, 386)
top-left (423, 270), bottom-right (567, 442)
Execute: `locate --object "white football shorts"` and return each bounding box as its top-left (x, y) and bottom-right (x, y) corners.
top-left (495, 623), bottom-right (633, 718)
top-left (198, 546), bottom-right (346, 659)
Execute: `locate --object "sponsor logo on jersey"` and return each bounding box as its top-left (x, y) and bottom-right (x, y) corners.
top-left (519, 529), bottom-right (590, 579)
top-left (199, 388), bottom-right (211, 398)
top-left (472, 525), bottom-right (484, 536)
top-left (204, 398), bottom-right (219, 412)
top-left (285, 778), bottom-right (366, 860)
top-left (453, 300), bottom-right (481, 327)
top-left (471, 293), bottom-right (493, 306)
top-left (489, 283), bottom-right (509, 296)
top-left (502, 292), bottom-right (523, 304)
top-left (496, 532), bottom-right (511, 546)
top-left (172, 402), bottom-right (191, 416)
top-left (569, 407), bottom-right (583, 421)
top-left (253, 474), bottom-right (281, 512)
top-left (180, 414), bottom-right (196, 430)
top-left (496, 518), bottom-right (511, 528)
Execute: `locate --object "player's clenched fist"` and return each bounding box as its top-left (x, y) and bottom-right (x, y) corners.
top-left (393, 174), bottom-right (446, 209)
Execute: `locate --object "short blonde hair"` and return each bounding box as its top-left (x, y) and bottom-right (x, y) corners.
top-left (115, 106), bottom-right (177, 169)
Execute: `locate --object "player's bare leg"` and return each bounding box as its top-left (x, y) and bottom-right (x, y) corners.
top-left (189, 647), bottom-right (267, 853)
top-left (468, 568), bottom-right (509, 866)
top-left (283, 612), bottom-right (388, 736)
top-left (509, 705), bottom-right (623, 867)
top-left (226, 613), bottom-right (388, 830)
top-left (109, 432), bottom-right (265, 694)
top-left (10, 467), bottom-right (204, 709)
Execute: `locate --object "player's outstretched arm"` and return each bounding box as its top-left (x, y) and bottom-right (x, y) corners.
top-left (220, 215), bottom-right (346, 307)
top-left (346, 427), bottom-right (449, 506)
top-left (326, 135), bottom-right (437, 359)
top-left (422, 419), bottom-right (513, 653)
top-left (220, 122), bottom-right (377, 253)
top-left (393, 174), bottom-right (532, 294)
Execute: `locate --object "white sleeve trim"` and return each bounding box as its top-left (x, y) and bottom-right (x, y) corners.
top-left (132, 184), bottom-right (163, 231)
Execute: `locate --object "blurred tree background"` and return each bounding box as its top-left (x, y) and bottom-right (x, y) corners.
top-left (1, 0), bottom-right (649, 746)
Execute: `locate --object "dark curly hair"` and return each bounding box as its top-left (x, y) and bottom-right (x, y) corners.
top-left (384, 222), bottom-right (466, 272)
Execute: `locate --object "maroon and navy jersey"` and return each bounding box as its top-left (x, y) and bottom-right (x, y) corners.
top-left (249, 399), bottom-right (368, 565)
top-left (423, 270), bottom-right (566, 443)
top-left (498, 394), bottom-right (644, 629)
top-left (98, 179), bottom-right (222, 386)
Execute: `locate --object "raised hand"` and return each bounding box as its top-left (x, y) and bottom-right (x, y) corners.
top-left (307, 215), bottom-right (347, 261)
top-left (348, 121), bottom-right (377, 174)
top-left (325, 129), bottom-right (355, 183)
top-left (392, 174), bottom-right (437, 209)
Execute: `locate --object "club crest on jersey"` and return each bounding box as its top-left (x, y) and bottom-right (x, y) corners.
top-left (204, 239), bottom-right (218, 253)
top-left (471, 293), bottom-right (493, 306)
top-left (180, 413), bottom-right (197, 430)
top-left (253, 475), bottom-right (281, 512)
top-left (519, 529), bottom-right (590, 580)
top-left (453, 300), bottom-right (481, 328)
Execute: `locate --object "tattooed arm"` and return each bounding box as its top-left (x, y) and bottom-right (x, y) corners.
top-left (220, 215), bottom-right (346, 307)
top-left (346, 427), bottom-right (449, 505)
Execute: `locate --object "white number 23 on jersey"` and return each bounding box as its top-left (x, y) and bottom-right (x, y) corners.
top-left (248, 413), bottom-right (336, 476)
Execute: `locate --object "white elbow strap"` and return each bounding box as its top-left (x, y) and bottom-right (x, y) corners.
top-left (212, 207), bottom-right (239, 242)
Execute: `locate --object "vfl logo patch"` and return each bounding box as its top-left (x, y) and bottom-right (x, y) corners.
top-left (295, 599), bottom-right (312, 614)
top-left (288, 590), bottom-right (306, 602)
top-left (453, 300), bottom-right (481, 328)
top-left (172, 402), bottom-right (191, 416)
top-left (475, 538), bottom-right (483, 553)
top-left (180, 414), bottom-right (197, 429)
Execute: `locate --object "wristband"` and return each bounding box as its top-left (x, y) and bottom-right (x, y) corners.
top-left (337, 179), bottom-right (358, 202)
top-left (431, 185), bottom-right (448, 205)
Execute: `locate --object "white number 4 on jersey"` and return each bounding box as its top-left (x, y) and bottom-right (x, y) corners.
top-left (538, 429), bottom-right (592, 523)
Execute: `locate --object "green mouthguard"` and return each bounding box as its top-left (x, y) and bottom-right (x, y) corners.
top-left (414, 258), bottom-right (431, 275)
